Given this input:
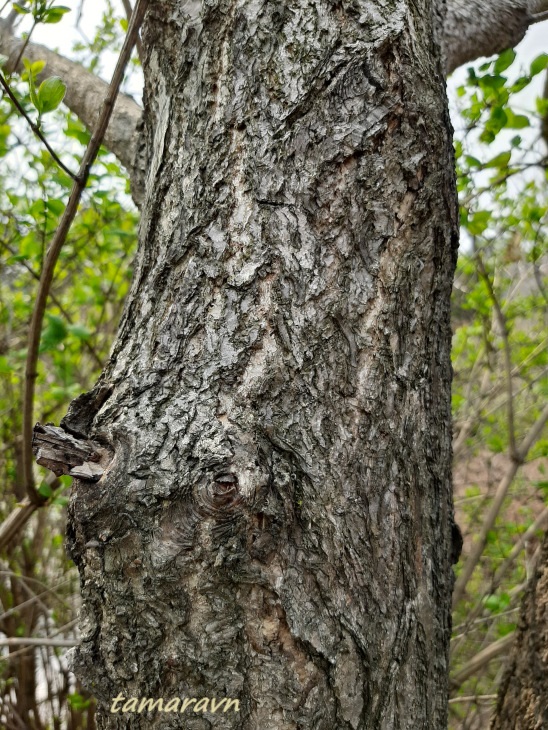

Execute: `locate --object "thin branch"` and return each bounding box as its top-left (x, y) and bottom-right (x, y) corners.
top-left (0, 469), bottom-right (59, 549)
top-left (11, 19), bottom-right (34, 72)
top-left (21, 0), bottom-right (149, 504)
top-left (493, 506), bottom-right (548, 586)
top-left (452, 507), bottom-right (548, 640)
top-left (0, 72), bottom-right (78, 180)
top-left (0, 580), bottom-right (72, 621)
top-left (0, 498), bottom-right (38, 550)
top-left (0, 17), bottom-right (143, 172)
top-left (0, 619), bottom-right (79, 659)
top-left (0, 637), bottom-right (77, 647)
top-left (448, 695), bottom-right (498, 704)
top-left (475, 254), bottom-right (517, 459)
top-left (0, 240), bottom-right (104, 368)
top-left (120, 0), bottom-right (143, 64)
top-left (450, 633), bottom-right (515, 689)
top-left (453, 403), bottom-right (548, 607)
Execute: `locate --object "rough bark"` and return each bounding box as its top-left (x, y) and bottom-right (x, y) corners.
top-left (3, 3), bottom-right (547, 194)
top-left (61, 1), bottom-right (459, 728)
top-left (490, 530), bottom-right (548, 730)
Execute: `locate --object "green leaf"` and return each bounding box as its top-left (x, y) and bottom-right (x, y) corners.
top-left (45, 198), bottom-right (65, 216)
top-left (36, 76), bottom-right (66, 114)
top-left (494, 48), bottom-right (516, 74)
top-left (504, 109), bottom-right (530, 129)
top-left (67, 324), bottom-right (91, 340)
top-left (530, 53), bottom-right (548, 76)
top-left (484, 151), bottom-right (511, 169)
top-left (38, 482), bottom-right (53, 498)
top-left (478, 75), bottom-right (506, 93)
top-left (465, 210), bottom-right (492, 235)
top-left (41, 314), bottom-right (67, 351)
top-left (12, 2), bottom-right (30, 14)
top-left (0, 54), bottom-right (8, 68)
top-left (497, 622), bottom-right (516, 638)
top-left (465, 155), bottom-right (482, 168)
top-left (510, 76), bottom-right (532, 93)
top-left (30, 60), bottom-right (46, 76)
top-left (43, 5), bottom-right (71, 23)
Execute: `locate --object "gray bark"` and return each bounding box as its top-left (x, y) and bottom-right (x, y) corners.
top-left (3, 3), bottom-right (548, 193)
top-left (62, 0), bottom-right (459, 728)
top-left (443, 0), bottom-right (548, 74)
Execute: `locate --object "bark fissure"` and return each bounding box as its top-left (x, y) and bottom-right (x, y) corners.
top-left (62, 1), bottom-right (458, 727)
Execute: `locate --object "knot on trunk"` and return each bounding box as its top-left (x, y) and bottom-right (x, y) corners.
top-left (196, 472), bottom-right (244, 517)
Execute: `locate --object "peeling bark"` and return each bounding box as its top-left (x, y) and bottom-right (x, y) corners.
top-left (490, 531), bottom-right (548, 730)
top-left (32, 423), bottom-right (108, 481)
top-left (62, 0), bottom-right (459, 728)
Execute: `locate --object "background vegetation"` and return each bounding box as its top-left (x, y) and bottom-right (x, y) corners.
top-left (0, 3), bottom-right (546, 729)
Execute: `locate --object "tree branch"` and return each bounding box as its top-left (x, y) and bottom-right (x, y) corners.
top-left (453, 403), bottom-right (548, 607)
top-left (21, 0), bottom-right (148, 504)
top-left (0, 69), bottom-right (78, 179)
top-left (2, 2), bottom-right (547, 199)
top-left (450, 633), bottom-right (515, 689)
top-left (444, 1), bottom-right (548, 74)
top-left (0, 16), bottom-right (142, 172)
top-left (0, 637), bottom-right (77, 647)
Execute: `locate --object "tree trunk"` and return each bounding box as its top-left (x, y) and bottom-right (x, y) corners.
top-left (64, 1), bottom-right (459, 727)
top-left (490, 530), bottom-right (548, 730)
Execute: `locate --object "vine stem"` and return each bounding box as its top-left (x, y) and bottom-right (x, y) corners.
top-left (21, 0), bottom-right (148, 504)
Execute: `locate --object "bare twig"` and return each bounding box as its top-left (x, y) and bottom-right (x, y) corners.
top-left (450, 633), bottom-right (515, 689)
top-left (0, 579), bottom-right (72, 621)
top-left (0, 240), bottom-right (104, 368)
top-left (493, 506), bottom-right (548, 586)
top-left (0, 637), bottom-right (77, 647)
top-left (0, 498), bottom-right (39, 549)
top-left (452, 507), bottom-right (548, 640)
top-left (11, 18), bottom-right (34, 72)
top-left (121, 0), bottom-right (143, 64)
top-left (476, 254), bottom-right (517, 459)
top-left (0, 17), bottom-right (143, 172)
top-left (448, 694), bottom-right (498, 704)
top-left (21, 0), bottom-right (149, 504)
top-left (453, 403), bottom-right (548, 607)
top-left (0, 471), bottom-right (59, 549)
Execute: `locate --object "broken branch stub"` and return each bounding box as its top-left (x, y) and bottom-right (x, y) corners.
top-left (32, 423), bottom-right (104, 481)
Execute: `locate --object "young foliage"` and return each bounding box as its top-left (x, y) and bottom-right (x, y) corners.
top-left (449, 48), bottom-right (548, 730)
